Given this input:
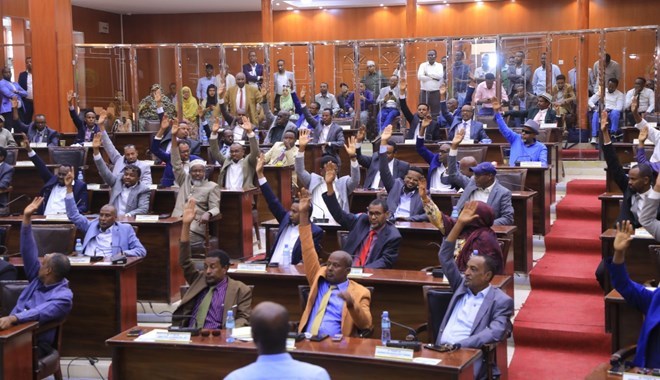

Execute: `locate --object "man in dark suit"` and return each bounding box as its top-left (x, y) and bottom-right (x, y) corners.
top-left (505, 91), bottom-right (556, 125)
top-left (436, 201), bottom-right (514, 380)
top-left (301, 100), bottom-right (345, 160)
top-left (322, 164), bottom-right (401, 269)
top-left (0, 147), bottom-right (13, 216)
top-left (17, 57), bottom-right (33, 124)
top-left (11, 98), bottom-right (59, 146)
top-left (438, 83), bottom-right (476, 129)
top-left (355, 127), bottom-right (409, 190)
top-left (156, 109), bottom-right (201, 156)
top-left (256, 155), bottom-right (323, 265)
top-left (66, 90), bottom-right (99, 144)
top-left (399, 79), bottom-right (443, 142)
top-left (242, 51), bottom-right (264, 89)
top-left (448, 105), bottom-right (489, 143)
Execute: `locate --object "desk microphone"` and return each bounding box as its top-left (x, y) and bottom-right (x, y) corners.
top-left (168, 314), bottom-right (201, 336)
top-left (90, 248), bottom-right (104, 262)
top-left (311, 200), bottom-right (329, 224)
top-left (385, 318), bottom-right (422, 351)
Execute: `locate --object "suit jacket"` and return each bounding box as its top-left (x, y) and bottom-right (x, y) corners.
top-left (0, 163), bottom-right (13, 208)
top-left (94, 154), bottom-right (151, 216)
top-left (65, 196), bottom-right (146, 257)
top-left (400, 97), bottom-right (443, 142)
top-left (158, 131), bottom-right (202, 157)
top-left (603, 142), bottom-right (648, 228)
top-left (242, 63), bottom-right (264, 86)
top-left (301, 105), bottom-right (345, 158)
top-left (298, 223), bottom-right (372, 336)
top-left (223, 85), bottom-right (262, 125)
top-left (638, 195), bottom-right (660, 241)
top-left (261, 100), bottom-right (298, 144)
top-left (150, 134), bottom-right (202, 187)
top-left (437, 239), bottom-right (513, 379)
top-left (295, 154), bottom-right (360, 213)
top-left (379, 151), bottom-right (427, 222)
top-left (416, 136), bottom-right (453, 190)
top-left (68, 108), bottom-right (100, 144)
top-left (322, 191), bottom-right (401, 269)
top-left (438, 86), bottom-right (476, 129)
top-left (0, 79), bottom-right (27, 114)
top-left (260, 179), bottom-right (323, 264)
top-left (29, 152), bottom-right (88, 214)
top-left (101, 131), bottom-right (152, 185)
top-left (173, 241), bottom-right (251, 328)
top-left (14, 121), bottom-right (59, 146)
top-left (448, 119), bottom-right (489, 142)
top-left (357, 146), bottom-right (409, 189)
top-left (508, 107), bottom-right (557, 124)
top-left (506, 64), bottom-right (533, 93)
top-left (17, 72), bottom-right (28, 95)
top-left (210, 133), bottom-right (259, 190)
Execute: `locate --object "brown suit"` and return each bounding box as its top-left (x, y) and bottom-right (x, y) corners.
top-left (551, 84), bottom-right (576, 116)
top-left (297, 224), bottom-right (372, 337)
top-left (223, 85), bottom-right (262, 125)
top-left (210, 132), bottom-right (259, 190)
top-left (173, 241), bottom-right (252, 328)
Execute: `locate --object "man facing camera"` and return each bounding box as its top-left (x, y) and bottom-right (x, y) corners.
top-left (173, 199), bottom-right (251, 330)
top-left (493, 98), bottom-right (547, 166)
top-left (297, 188), bottom-right (372, 337)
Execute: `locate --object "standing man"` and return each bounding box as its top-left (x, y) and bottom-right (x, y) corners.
top-left (507, 51), bottom-right (532, 95)
top-left (18, 57), bottom-right (33, 124)
top-left (273, 59), bottom-right (296, 110)
top-left (243, 51), bottom-right (264, 89)
top-left (417, 49), bottom-right (444, 118)
top-left (314, 82), bottom-right (340, 115)
top-left (532, 53), bottom-right (562, 96)
top-left (222, 74), bottom-right (263, 125)
top-left (451, 50), bottom-right (472, 106)
top-left (0, 66), bottom-right (28, 132)
top-left (474, 54), bottom-right (495, 83)
top-left (196, 63), bottom-right (219, 101)
top-left (593, 53), bottom-right (621, 84)
top-left (362, 60), bottom-right (387, 95)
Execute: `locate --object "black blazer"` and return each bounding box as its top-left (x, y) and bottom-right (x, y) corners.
top-left (400, 97), bottom-right (443, 142)
top-left (356, 147), bottom-right (409, 189)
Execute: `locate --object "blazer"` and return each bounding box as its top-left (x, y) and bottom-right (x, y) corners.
top-left (0, 79), bottom-right (27, 114)
top-left (210, 133), bottom-right (259, 190)
top-left (260, 179), bottom-right (323, 264)
top-left (100, 130), bottom-right (152, 185)
top-left (379, 151), bottom-right (427, 222)
top-left (507, 107), bottom-right (557, 124)
top-left (65, 196), bottom-right (146, 257)
top-left (173, 241), bottom-right (252, 328)
top-left (357, 146), bottom-right (409, 190)
top-left (506, 64), bottom-right (533, 93)
top-left (94, 154), bottom-right (151, 216)
top-left (150, 135), bottom-right (202, 187)
top-left (447, 151), bottom-right (514, 225)
top-left (14, 121), bottom-right (59, 146)
top-left (437, 239), bottom-right (514, 379)
top-left (301, 105), bottom-right (346, 158)
top-left (223, 85), bottom-right (263, 125)
top-left (295, 154), bottom-right (360, 213)
top-left (242, 62), bottom-right (264, 86)
top-left (158, 131), bottom-right (202, 157)
top-left (400, 97), bottom-right (443, 142)
top-left (322, 191), bottom-right (401, 269)
top-left (0, 163), bottom-right (13, 208)
top-left (416, 136), bottom-right (453, 190)
top-left (68, 108), bottom-right (100, 144)
top-left (448, 119), bottom-right (489, 142)
top-left (17, 71), bottom-right (29, 95)
top-left (638, 195), bottom-right (660, 241)
top-left (438, 86), bottom-right (476, 129)
top-left (298, 223), bottom-right (372, 337)
top-left (29, 152), bottom-right (88, 214)
top-left (261, 100), bottom-right (298, 144)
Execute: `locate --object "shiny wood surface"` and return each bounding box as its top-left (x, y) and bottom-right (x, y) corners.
top-left (599, 193), bottom-right (622, 232)
top-left (0, 322), bottom-right (37, 380)
top-left (600, 229), bottom-right (659, 294)
top-left (605, 290), bottom-right (644, 353)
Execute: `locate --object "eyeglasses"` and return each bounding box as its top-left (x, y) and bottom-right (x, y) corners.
top-left (521, 130), bottom-right (534, 135)
top-left (439, 150), bottom-right (450, 154)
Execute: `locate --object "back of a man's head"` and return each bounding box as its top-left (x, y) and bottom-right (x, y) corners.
top-left (251, 301), bottom-right (290, 355)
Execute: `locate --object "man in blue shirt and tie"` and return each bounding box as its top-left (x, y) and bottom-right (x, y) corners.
top-left (493, 98), bottom-right (547, 166)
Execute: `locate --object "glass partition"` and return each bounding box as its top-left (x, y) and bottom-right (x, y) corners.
top-left (405, 39), bottom-right (448, 126)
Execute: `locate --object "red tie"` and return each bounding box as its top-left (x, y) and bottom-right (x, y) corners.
top-left (356, 230), bottom-right (376, 267)
top-left (239, 88), bottom-right (244, 109)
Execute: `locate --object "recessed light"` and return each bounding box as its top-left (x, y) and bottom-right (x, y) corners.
top-left (293, 9), bottom-right (300, 13)
top-left (275, 2), bottom-right (280, 5)
top-left (286, 6), bottom-right (293, 10)
top-left (380, 3), bottom-right (384, 5)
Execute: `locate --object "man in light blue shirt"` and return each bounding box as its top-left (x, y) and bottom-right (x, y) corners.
top-left (196, 64), bottom-right (219, 100)
top-left (225, 301), bottom-right (330, 380)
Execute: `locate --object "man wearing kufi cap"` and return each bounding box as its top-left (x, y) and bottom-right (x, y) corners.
top-left (362, 60), bottom-right (387, 95)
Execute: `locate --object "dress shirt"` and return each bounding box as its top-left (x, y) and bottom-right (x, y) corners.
top-left (83, 225), bottom-right (114, 257)
top-left (474, 66), bottom-right (496, 80)
top-left (532, 64), bottom-right (561, 95)
top-left (235, 87), bottom-right (247, 114)
top-left (625, 88), bottom-right (655, 113)
top-left (306, 278), bottom-right (350, 336)
top-left (232, 125), bottom-right (244, 141)
top-left (417, 61), bottom-right (444, 91)
top-left (190, 277), bottom-right (228, 329)
top-left (225, 353), bottom-right (330, 380)
top-left (315, 93), bottom-right (340, 114)
top-left (533, 109), bottom-right (548, 124)
top-left (376, 86), bottom-right (400, 105)
top-left (632, 188), bottom-right (650, 219)
top-left (459, 120), bottom-right (472, 139)
top-left (469, 181), bottom-right (495, 203)
top-left (430, 164), bottom-right (452, 191)
top-left (226, 159), bottom-right (244, 190)
top-left (319, 124), bottom-right (331, 143)
top-left (440, 285), bottom-right (491, 344)
top-left (116, 183), bottom-right (136, 216)
top-left (395, 190), bottom-right (416, 219)
top-left (474, 82), bottom-right (509, 108)
top-left (196, 76), bottom-right (218, 100)
top-left (26, 72), bottom-right (33, 99)
top-left (274, 71), bottom-right (295, 95)
top-left (588, 90), bottom-right (625, 112)
top-left (311, 181), bottom-right (338, 225)
top-left (270, 222), bottom-right (300, 264)
top-left (370, 159), bottom-right (394, 189)
top-left (43, 183), bottom-right (69, 215)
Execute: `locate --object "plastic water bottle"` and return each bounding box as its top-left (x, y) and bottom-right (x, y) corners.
top-left (381, 311), bottom-right (391, 345)
top-left (226, 310), bottom-right (235, 343)
top-left (201, 130), bottom-right (209, 145)
top-left (451, 206), bottom-right (459, 219)
top-left (74, 238), bottom-right (83, 255)
top-left (282, 244), bottom-right (291, 270)
top-left (77, 169), bottom-right (84, 182)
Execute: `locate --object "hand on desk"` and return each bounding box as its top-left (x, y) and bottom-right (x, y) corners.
top-left (0, 315), bottom-right (18, 330)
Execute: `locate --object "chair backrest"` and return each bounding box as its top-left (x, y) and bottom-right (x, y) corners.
top-left (535, 129), bottom-right (549, 142)
top-left (31, 224), bottom-right (76, 257)
top-left (0, 224), bottom-right (11, 255)
top-left (266, 227), bottom-right (279, 254)
top-left (337, 230), bottom-right (350, 250)
top-left (496, 168), bottom-right (527, 191)
top-left (4, 148), bottom-right (17, 166)
top-left (422, 285), bottom-right (454, 344)
top-left (144, 120), bottom-right (162, 132)
top-left (0, 280), bottom-right (29, 316)
top-left (476, 116), bottom-right (498, 129)
top-left (498, 237), bottom-right (513, 276)
top-left (48, 147), bottom-right (87, 172)
top-left (457, 146), bottom-right (488, 163)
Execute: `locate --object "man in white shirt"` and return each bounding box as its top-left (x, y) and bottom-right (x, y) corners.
top-left (273, 59), bottom-right (296, 111)
top-left (625, 77), bottom-right (655, 125)
top-left (532, 53), bottom-right (561, 95)
top-left (314, 83), bottom-right (340, 115)
top-left (418, 49), bottom-right (444, 118)
top-left (589, 78), bottom-right (624, 144)
top-left (474, 54), bottom-right (495, 83)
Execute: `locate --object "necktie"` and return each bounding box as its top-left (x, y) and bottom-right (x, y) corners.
top-left (356, 230), bottom-right (376, 267)
top-left (35, 133), bottom-right (42, 143)
top-left (275, 147), bottom-right (286, 164)
top-left (310, 285), bottom-right (337, 335)
top-left (194, 285), bottom-right (216, 329)
top-left (463, 121), bottom-right (468, 134)
top-left (239, 88), bottom-right (244, 109)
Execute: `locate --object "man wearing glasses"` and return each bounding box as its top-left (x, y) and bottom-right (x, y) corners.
top-left (493, 98), bottom-right (547, 166)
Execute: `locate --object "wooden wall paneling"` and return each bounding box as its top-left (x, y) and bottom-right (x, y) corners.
top-left (71, 6), bottom-right (122, 44)
top-left (589, 0), bottom-right (660, 29)
top-left (1, 0), bottom-right (29, 19)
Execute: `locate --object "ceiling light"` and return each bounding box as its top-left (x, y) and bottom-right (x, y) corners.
top-left (286, 6), bottom-right (293, 10)
top-left (275, 2), bottom-right (280, 5)
top-left (294, 9), bottom-right (300, 13)
top-left (380, 3), bottom-right (384, 6)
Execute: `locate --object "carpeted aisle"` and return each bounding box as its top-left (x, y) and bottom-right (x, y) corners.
top-left (509, 179), bottom-right (610, 379)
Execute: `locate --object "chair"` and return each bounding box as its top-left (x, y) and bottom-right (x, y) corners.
top-left (499, 145), bottom-right (511, 165)
top-left (457, 146), bottom-right (488, 163)
top-left (265, 227), bottom-right (279, 255)
top-left (336, 230), bottom-right (350, 250)
top-left (48, 147), bottom-right (87, 172)
top-left (30, 224), bottom-right (76, 256)
top-left (476, 116), bottom-right (498, 129)
top-left (496, 168), bottom-right (527, 191)
top-left (143, 120), bottom-right (162, 132)
top-left (0, 224), bottom-right (11, 256)
top-left (297, 285), bottom-right (374, 338)
top-left (4, 148), bottom-right (18, 166)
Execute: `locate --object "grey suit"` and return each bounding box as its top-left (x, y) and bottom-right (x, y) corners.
top-left (295, 154), bottom-right (359, 213)
top-left (100, 130), bottom-right (152, 185)
top-left (94, 154), bottom-right (151, 216)
top-left (638, 194), bottom-right (660, 241)
top-left (437, 239), bottom-right (514, 380)
top-left (357, 146), bottom-right (409, 189)
top-left (446, 152), bottom-right (514, 225)
top-left (210, 132), bottom-right (259, 190)
top-left (507, 64), bottom-right (532, 94)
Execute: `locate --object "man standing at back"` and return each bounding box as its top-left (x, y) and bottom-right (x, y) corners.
top-left (417, 49), bottom-right (443, 118)
top-left (243, 51), bottom-right (264, 89)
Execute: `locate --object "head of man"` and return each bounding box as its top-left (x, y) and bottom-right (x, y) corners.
top-left (178, 141), bottom-right (191, 162)
top-left (416, 103), bottom-right (430, 118)
top-left (169, 82), bottom-right (177, 95)
top-left (634, 77), bottom-right (646, 93)
top-left (248, 51), bottom-right (257, 65)
top-left (325, 250), bottom-right (353, 284)
top-left (484, 73), bottom-right (495, 89)
top-left (84, 111), bottom-right (97, 128)
top-left (38, 253), bottom-right (71, 285)
top-left (521, 120), bottom-right (540, 144)
top-left (628, 163), bottom-right (653, 194)
top-left (56, 165), bottom-right (72, 186)
top-left (385, 141), bottom-right (397, 162)
top-left (205, 63), bottom-right (214, 77)
top-left (388, 75), bottom-right (398, 89)
top-left (461, 105), bottom-right (475, 122)
top-left (98, 205), bottom-right (117, 230)
top-left (605, 53), bottom-right (612, 66)
top-left (459, 156), bottom-right (477, 177)
top-left (358, 82), bottom-right (366, 93)
top-left (367, 199), bottom-right (389, 229)
top-left (235, 72), bottom-right (246, 88)
top-left (122, 144), bottom-right (138, 164)
top-left (320, 82), bottom-right (329, 95)
top-left (321, 109), bottom-right (333, 126)
top-left (121, 165), bottom-right (141, 188)
top-left (309, 102), bottom-right (321, 116)
top-left (34, 114), bottom-right (47, 131)
top-left (646, 80), bottom-right (655, 91)
top-left (403, 166), bottom-right (423, 192)
top-left (367, 60), bottom-right (376, 74)
top-left (1, 67), bottom-right (10, 81)
top-left (464, 254), bottom-right (497, 293)
top-left (26, 57), bottom-right (32, 72)
top-left (440, 56), bottom-right (447, 67)
top-left (204, 249), bottom-right (231, 285)
top-left (607, 78), bottom-right (619, 94)
top-left (277, 59), bottom-right (285, 73)
top-left (176, 121), bottom-right (190, 139)
top-left (339, 83), bottom-right (349, 95)
top-left (540, 52), bottom-right (547, 68)
top-left (481, 54), bottom-right (490, 69)
top-left (251, 302), bottom-right (290, 355)
top-left (275, 110), bottom-right (290, 127)
top-left (508, 56), bottom-right (515, 66)
top-left (427, 49), bottom-right (437, 65)
top-left (556, 74), bottom-right (566, 90)
top-left (470, 162), bottom-right (497, 189)
top-left (537, 93), bottom-right (551, 110)
top-left (320, 155), bottom-right (340, 176)
top-left (190, 160), bottom-right (207, 185)
top-left (454, 50), bottom-right (465, 64)
top-left (282, 130), bottom-right (296, 150)
top-left (515, 85), bottom-right (526, 98)
top-left (438, 143), bottom-right (450, 166)
top-left (230, 143), bottom-right (245, 162)
top-left (447, 98), bottom-right (459, 113)
top-left (221, 129), bottom-right (234, 146)
top-left (514, 51), bottom-right (525, 66)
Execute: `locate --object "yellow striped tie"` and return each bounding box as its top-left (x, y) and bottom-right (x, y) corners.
top-left (310, 285), bottom-right (337, 335)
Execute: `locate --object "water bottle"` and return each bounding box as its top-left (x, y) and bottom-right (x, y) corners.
top-left (282, 244), bottom-right (291, 270)
top-left (226, 310), bottom-right (235, 343)
top-left (381, 311), bottom-right (391, 345)
top-left (77, 169), bottom-right (84, 182)
top-left (74, 238), bottom-right (83, 255)
top-left (451, 206), bottom-right (459, 219)
top-left (201, 129), bottom-right (209, 145)
top-left (473, 249), bottom-right (478, 257)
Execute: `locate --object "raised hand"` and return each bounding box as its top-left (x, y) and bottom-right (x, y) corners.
top-left (439, 84), bottom-right (447, 97)
top-left (171, 122), bottom-right (180, 140)
top-left (324, 162), bottom-right (337, 185)
top-left (98, 109), bottom-right (108, 128)
top-left (399, 78), bottom-right (407, 94)
top-left (240, 116), bottom-right (253, 133)
top-left (256, 153), bottom-right (265, 178)
top-left (298, 187), bottom-right (312, 215)
top-left (217, 82), bottom-right (226, 99)
top-left (492, 98), bottom-right (501, 113)
top-left (160, 115), bottom-right (171, 132)
top-left (639, 126), bottom-right (648, 146)
top-left (197, 105), bottom-right (205, 117)
top-left (298, 128), bottom-right (310, 151)
top-left (631, 96), bottom-right (639, 114)
top-left (421, 115), bottom-right (432, 128)
top-left (64, 170), bottom-right (74, 188)
top-left (92, 132), bottom-right (102, 151)
top-left (10, 97), bottom-right (19, 109)
top-left (457, 201), bottom-right (479, 225)
top-left (381, 124), bottom-right (393, 144)
top-left (452, 127), bottom-right (465, 149)
top-left (211, 119), bottom-right (221, 134)
top-left (356, 125), bottom-right (366, 143)
top-left (19, 133), bottom-right (30, 150)
top-left (66, 90), bottom-right (75, 104)
top-left (613, 220), bottom-right (633, 253)
top-left (182, 198), bottom-right (196, 225)
top-left (299, 86), bottom-right (306, 101)
top-left (418, 176), bottom-right (428, 200)
top-left (344, 135), bottom-right (357, 157)
top-left (260, 85), bottom-right (269, 99)
top-left (23, 197), bottom-right (44, 217)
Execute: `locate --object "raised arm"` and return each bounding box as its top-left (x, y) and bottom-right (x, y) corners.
top-left (92, 133), bottom-right (117, 186)
top-left (398, 79), bottom-right (414, 124)
top-left (322, 165), bottom-right (357, 231)
top-left (298, 188), bottom-right (322, 285)
top-left (447, 129), bottom-right (470, 189)
top-left (100, 120), bottom-right (121, 165)
top-left (64, 171), bottom-right (90, 233)
top-left (208, 121), bottom-right (227, 167)
top-left (378, 126), bottom-right (396, 192)
top-left (294, 128), bottom-right (312, 188)
top-left (22, 136), bottom-right (54, 183)
top-left (179, 198), bottom-right (200, 284)
top-left (493, 99), bottom-right (518, 144)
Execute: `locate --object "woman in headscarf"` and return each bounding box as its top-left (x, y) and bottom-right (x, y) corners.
top-left (199, 84), bottom-right (219, 139)
top-left (137, 84), bottom-right (176, 131)
top-left (419, 177), bottom-right (504, 274)
top-left (180, 86), bottom-right (199, 140)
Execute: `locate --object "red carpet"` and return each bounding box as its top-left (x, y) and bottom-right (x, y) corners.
top-left (509, 180), bottom-right (610, 379)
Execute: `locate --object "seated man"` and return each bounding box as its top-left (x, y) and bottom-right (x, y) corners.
top-left (173, 199), bottom-right (251, 329)
top-left (322, 165), bottom-right (401, 269)
top-left (151, 116), bottom-right (202, 187)
top-left (256, 155), bottom-right (323, 265)
top-left (226, 301), bottom-right (330, 380)
top-left (506, 91), bottom-right (556, 127)
top-left (435, 201), bottom-right (514, 380)
top-left (22, 137), bottom-right (87, 214)
top-left (0, 146), bottom-right (13, 216)
top-left (291, 88), bottom-right (320, 130)
top-left (170, 127), bottom-right (220, 246)
top-left (10, 98), bottom-right (58, 146)
top-left (494, 99), bottom-right (548, 166)
top-left (400, 79), bottom-right (442, 142)
top-left (209, 117), bottom-right (258, 190)
top-left (447, 129), bottom-right (514, 226)
top-left (356, 126), bottom-right (409, 190)
top-left (0, 197), bottom-right (73, 358)
top-left (297, 188), bottom-right (372, 336)
top-left (263, 129), bottom-right (299, 188)
top-left (300, 94), bottom-right (345, 160)
top-left (296, 129), bottom-right (360, 224)
top-left (588, 78), bottom-right (624, 144)
top-left (473, 73), bottom-right (508, 117)
top-left (438, 83), bottom-right (476, 129)
top-left (259, 87), bottom-right (297, 144)
top-left (632, 94), bottom-right (660, 163)
top-left (64, 171), bottom-right (146, 258)
top-left (507, 85), bottom-right (538, 129)
top-left (606, 221), bottom-right (660, 368)
top-left (551, 74), bottom-right (576, 127)
top-left (448, 104), bottom-right (489, 143)
top-left (92, 134), bottom-right (150, 217)
top-left (624, 77), bottom-right (655, 126)
top-left (0, 115), bottom-right (17, 148)
top-left (314, 82), bottom-right (341, 115)
top-left (416, 124), bottom-right (453, 191)
top-left (66, 90), bottom-right (99, 144)
top-left (376, 75), bottom-right (401, 133)
top-left (380, 126), bottom-right (427, 222)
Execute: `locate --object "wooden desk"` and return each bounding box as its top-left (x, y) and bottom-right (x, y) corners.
top-left (501, 166), bottom-right (552, 235)
top-left (256, 166), bottom-right (294, 223)
top-left (10, 257), bottom-right (142, 357)
top-left (599, 193), bottom-right (622, 232)
top-left (218, 189), bottom-right (258, 260)
top-left (622, 126), bottom-right (639, 143)
top-left (0, 322), bottom-right (37, 380)
top-left (484, 126), bottom-right (563, 144)
top-left (605, 289), bottom-right (644, 353)
top-left (600, 229), bottom-right (659, 294)
top-left (108, 327), bottom-right (481, 380)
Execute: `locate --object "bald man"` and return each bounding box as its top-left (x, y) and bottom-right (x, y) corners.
top-left (297, 188), bottom-right (372, 338)
top-left (459, 156), bottom-right (478, 178)
top-left (225, 301), bottom-right (330, 380)
top-left (222, 72), bottom-right (262, 124)
top-left (448, 104), bottom-right (489, 143)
